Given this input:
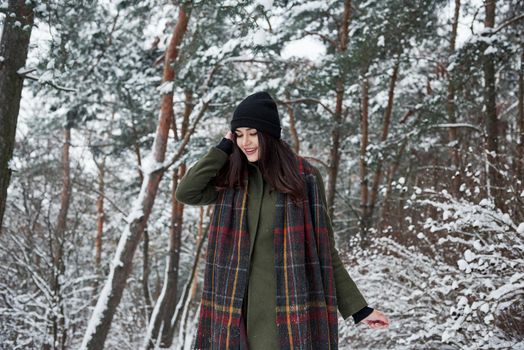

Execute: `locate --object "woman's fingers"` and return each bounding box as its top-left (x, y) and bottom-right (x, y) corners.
top-left (365, 321), bottom-right (387, 329)
top-left (362, 310), bottom-right (390, 329)
top-left (368, 319), bottom-right (389, 329)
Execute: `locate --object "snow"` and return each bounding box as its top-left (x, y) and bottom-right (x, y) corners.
top-left (34, 3), bottom-right (46, 12)
top-left (38, 70), bottom-right (53, 83)
top-left (517, 223), bottom-right (524, 234)
top-left (483, 46), bottom-right (498, 55)
top-left (254, 0), bottom-right (273, 10)
top-left (112, 259), bottom-right (124, 268)
top-left (203, 38), bottom-right (243, 61)
top-left (252, 29), bottom-right (267, 45)
top-left (510, 273), bottom-right (524, 284)
top-left (288, 1), bottom-right (328, 17)
top-left (281, 36), bottom-right (326, 63)
top-left (157, 81), bottom-right (174, 95)
top-left (16, 67), bottom-right (33, 75)
top-left (140, 153), bottom-right (165, 176)
top-left (377, 35), bottom-right (385, 47)
top-left (141, 260), bottom-right (170, 349)
top-left (479, 303), bottom-right (490, 313)
top-left (479, 198), bottom-right (492, 207)
top-left (489, 283), bottom-right (524, 300)
top-left (431, 123), bottom-right (483, 133)
top-left (464, 250), bottom-right (475, 262)
top-left (484, 314), bottom-right (494, 324)
top-left (457, 259), bottom-right (470, 272)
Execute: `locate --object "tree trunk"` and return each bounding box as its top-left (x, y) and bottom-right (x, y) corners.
top-left (95, 157), bottom-right (105, 268)
top-left (483, 1), bottom-right (503, 209)
top-left (56, 126), bottom-right (71, 350)
top-left (447, 0), bottom-right (461, 196)
top-left (46, 126), bottom-right (72, 350)
top-left (56, 127), bottom-right (72, 239)
top-left (143, 228), bottom-right (152, 314)
top-left (379, 139), bottom-right (407, 229)
top-left (149, 90), bottom-right (193, 348)
top-left (517, 51), bottom-right (524, 188)
top-left (326, 0), bottom-right (351, 218)
top-left (0, 0), bottom-right (34, 233)
top-left (131, 114), bottom-right (144, 183)
top-left (359, 75), bottom-right (370, 240)
top-left (146, 173), bottom-right (178, 349)
top-left (146, 165), bottom-right (187, 349)
top-left (93, 112), bottom-right (115, 296)
top-left (190, 206), bottom-right (206, 301)
top-left (80, 6), bottom-right (192, 349)
top-left (138, 137), bottom-right (151, 313)
top-left (366, 60), bottom-right (400, 230)
top-left (516, 49), bottom-right (524, 217)
top-left (162, 164), bottom-right (186, 346)
top-left (285, 90), bottom-right (300, 154)
top-left (167, 210), bottom-right (213, 347)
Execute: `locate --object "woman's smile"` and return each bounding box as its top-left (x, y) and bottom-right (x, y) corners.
top-left (235, 127), bottom-right (260, 161)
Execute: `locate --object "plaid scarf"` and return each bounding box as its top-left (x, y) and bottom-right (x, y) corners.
top-left (194, 157), bottom-right (338, 349)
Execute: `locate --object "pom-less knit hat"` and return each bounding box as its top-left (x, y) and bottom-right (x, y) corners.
top-left (230, 91), bottom-right (281, 139)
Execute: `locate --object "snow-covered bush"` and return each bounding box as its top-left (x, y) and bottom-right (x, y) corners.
top-left (419, 190), bottom-right (524, 349)
top-left (340, 189), bottom-right (524, 349)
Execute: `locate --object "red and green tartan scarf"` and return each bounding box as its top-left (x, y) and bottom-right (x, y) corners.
top-left (194, 156), bottom-right (338, 349)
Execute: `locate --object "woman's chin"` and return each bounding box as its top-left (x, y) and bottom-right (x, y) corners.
top-left (244, 152), bottom-right (259, 162)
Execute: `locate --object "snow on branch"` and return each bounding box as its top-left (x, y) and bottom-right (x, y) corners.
top-left (17, 67), bottom-right (77, 92)
top-left (428, 123), bottom-right (483, 134)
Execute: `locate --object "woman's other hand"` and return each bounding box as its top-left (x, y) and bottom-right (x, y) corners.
top-left (225, 131), bottom-right (234, 140)
top-left (362, 309), bottom-right (389, 329)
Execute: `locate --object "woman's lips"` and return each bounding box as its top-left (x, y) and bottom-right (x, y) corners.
top-left (245, 148), bottom-right (257, 156)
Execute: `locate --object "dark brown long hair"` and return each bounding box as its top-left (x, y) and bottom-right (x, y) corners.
top-left (214, 131), bottom-right (306, 204)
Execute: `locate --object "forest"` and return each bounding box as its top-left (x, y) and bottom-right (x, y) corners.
top-left (0, 0), bottom-right (523, 349)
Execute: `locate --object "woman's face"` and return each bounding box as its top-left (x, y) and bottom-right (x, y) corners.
top-left (235, 127), bottom-right (259, 162)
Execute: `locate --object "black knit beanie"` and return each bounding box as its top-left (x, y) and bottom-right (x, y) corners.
top-left (230, 91), bottom-right (281, 139)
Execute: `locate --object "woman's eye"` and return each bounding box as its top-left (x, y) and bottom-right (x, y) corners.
top-left (250, 133), bottom-right (257, 136)
top-left (236, 134), bottom-right (242, 138)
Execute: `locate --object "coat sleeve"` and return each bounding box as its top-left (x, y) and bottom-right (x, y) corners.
top-left (312, 167), bottom-right (369, 320)
top-left (175, 146), bottom-right (229, 206)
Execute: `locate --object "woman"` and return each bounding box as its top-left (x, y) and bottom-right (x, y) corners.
top-left (176, 91), bottom-right (389, 349)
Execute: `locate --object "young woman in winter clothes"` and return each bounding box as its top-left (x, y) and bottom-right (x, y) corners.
top-left (176, 91), bottom-right (389, 350)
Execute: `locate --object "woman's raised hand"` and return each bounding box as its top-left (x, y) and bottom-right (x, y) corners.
top-left (361, 309), bottom-right (389, 329)
top-left (225, 131), bottom-right (234, 140)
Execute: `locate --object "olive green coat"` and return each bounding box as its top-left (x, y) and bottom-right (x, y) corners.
top-left (175, 147), bottom-right (367, 349)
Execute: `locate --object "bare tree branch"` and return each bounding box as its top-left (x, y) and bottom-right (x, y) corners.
top-left (493, 13), bottom-right (524, 34)
top-left (303, 30), bottom-right (338, 48)
top-left (303, 156), bottom-right (329, 170)
top-left (279, 98), bottom-right (336, 116)
top-left (19, 69), bottom-right (77, 92)
top-left (429, 123), bottom-right (483, 134)
top-left (72, 179), bottom-right (128, 217)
